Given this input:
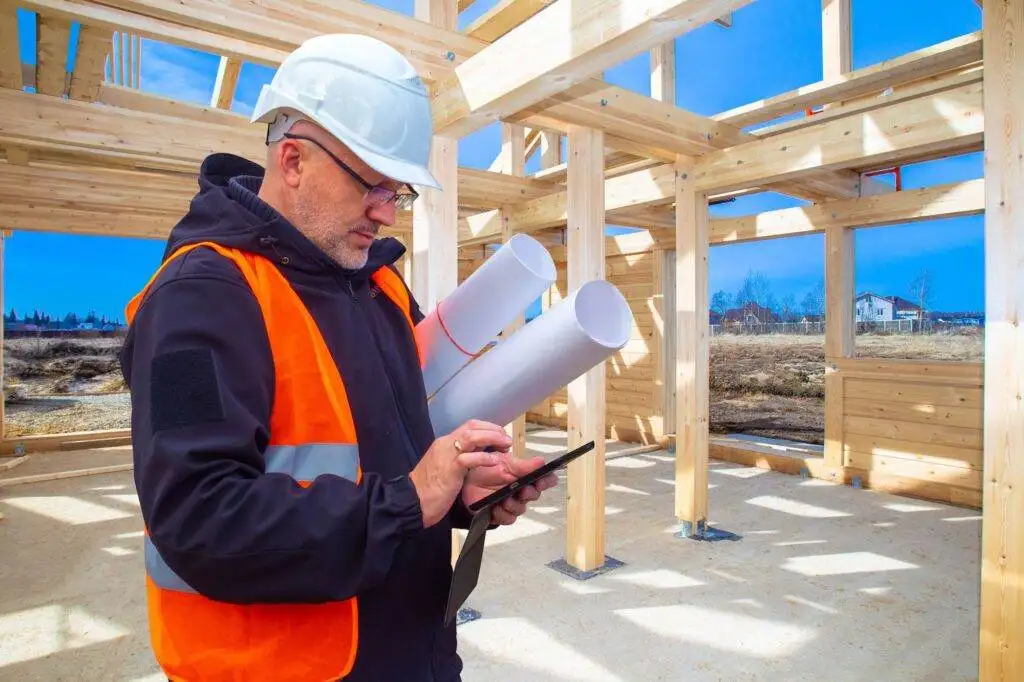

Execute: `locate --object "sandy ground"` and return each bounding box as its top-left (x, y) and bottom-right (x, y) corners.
top-left (0, 428), bottom-right (981, 681)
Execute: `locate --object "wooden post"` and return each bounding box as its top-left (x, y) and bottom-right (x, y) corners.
top-left (651, 38), bottom-right (676, 445)
top-left (0, 231), bottom-right (5, 440)
top-left (413, 0), bottom-right (462, 569)
top-left (979, 0), bottom-right (1023, 678)
top-left (823, 225), bottom-right (853, 476)
top-left (499, 122), bottom-right (528, 459)
top-left (821, 0), bottom-right (851, 109)
top-left (564, 124), bottom-right (607, 573)
top-left (673, 155), bottom-right (710, 536)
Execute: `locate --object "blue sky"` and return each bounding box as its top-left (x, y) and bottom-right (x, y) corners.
top-left (6, 0), bottom-right (984, 322)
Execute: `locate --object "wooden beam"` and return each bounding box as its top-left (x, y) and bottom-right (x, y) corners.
top-left (651, 40), bottom-right (676, 104)
top-left (36, 15), bottom-right (73, 97)
top-left (499, 122), bottom-right (528, 460)
top-left (21, 0), bottom-right (291, 68)
top-left (0, 4), bottom-right (21, 90)
top-left (823, 224), bottom-right (853, 473)
top-left (694, 82), bottom-right (984, 193)
top-left (752, 64), bottom-right (983, 138)
top-left (674, 154), bottom-right (709, 536)
top-left (716, 31), bottom-right (982, 128)
top-left (821, 0), bottom-right (851, 80)
top-left (211, 56), bottom-right (242, 110)
top-left (69, 24), bottom-right (111, 101)
top-left (565, 124), bottom-right (606, 572)
top-left (431, 0), bottom-right (755, 137)
top-left (979, 0), bottom-right (1023, 677)
top-left (710, 179), bottom-right (985, 244)
top-left (466, 0), bottom-right (557, 42)
top-left (412, 0), bottom-right (460, 314)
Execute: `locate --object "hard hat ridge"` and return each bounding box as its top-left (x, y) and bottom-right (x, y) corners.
top-left (251, 33), bottom-right (441, 191)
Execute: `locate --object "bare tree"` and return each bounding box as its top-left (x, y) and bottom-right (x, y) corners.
top-left (781, 294), bottom-right (798, 322)
top-left (908, 268), bottom-right (933, 318)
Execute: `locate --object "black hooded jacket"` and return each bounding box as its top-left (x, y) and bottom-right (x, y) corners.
top-left (119, 153), bottom-right (472, 681)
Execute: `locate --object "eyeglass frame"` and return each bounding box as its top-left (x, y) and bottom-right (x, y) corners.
top-left (278, 132), bottom-right (420, 211)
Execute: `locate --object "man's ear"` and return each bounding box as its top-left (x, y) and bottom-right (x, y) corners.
top-left (275, 139), bottom-right (305, 188)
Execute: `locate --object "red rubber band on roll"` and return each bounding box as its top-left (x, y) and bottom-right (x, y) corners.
top-left (436, 301), bottom-right (477, 357)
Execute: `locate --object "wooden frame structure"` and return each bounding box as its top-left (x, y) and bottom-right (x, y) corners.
top-left (0, 0), bottom-right (1017, 677)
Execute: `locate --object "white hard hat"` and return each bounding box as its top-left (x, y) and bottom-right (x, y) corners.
top-left (250, 33), bottom-right (441, 190)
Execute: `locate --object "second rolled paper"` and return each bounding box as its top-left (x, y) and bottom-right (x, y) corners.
top-left (428, 278), bottom-right (632, 437)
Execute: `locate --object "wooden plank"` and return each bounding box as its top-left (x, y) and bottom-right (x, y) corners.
top-left (0, 428), bottom-right (132, 455)
top-left (431, 0), bottom-right (756, 137)
top-left (841, 465), bottom-right (980, 508)
top-left (211, 56), bottom-right (242, 109)
top-left (844, 397), bottom-right (983, 431)
top-left (845, 414), bottom-right (982, 451)
top-left (694, 82), bottom-right (985, 193)
top-left (844, 377), bottom-right (984, 410)
top-left (466, 0), bottom-right (558, 42)
top-left (979, 0), bottom-right (1024, 677)
top-left (845, 432), bottom-right (983, 470)
top-left (69, 24), bottom-right (111, 101)
top-left (832, 357), bottom-right (984, 385)
top-left (565, 124), bottom-right (606, 572)
top-left (843, 452), bottom-right (982, 489)
top-left (674, 155), bottom-right (709, 535)
top-left (710, 179), bottom-right (986, 244)
top-left (36, 15), bottom-right (73, 97)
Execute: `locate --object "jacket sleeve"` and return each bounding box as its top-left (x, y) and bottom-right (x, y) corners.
top-left (120, 259), bottom-right (424, 605)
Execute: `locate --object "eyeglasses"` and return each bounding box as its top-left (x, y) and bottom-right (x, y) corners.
top-left (281, 132), bottom-right (420, 210)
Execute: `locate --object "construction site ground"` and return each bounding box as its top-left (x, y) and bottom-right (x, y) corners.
top-left (0, 427), bottom-right (980, 681)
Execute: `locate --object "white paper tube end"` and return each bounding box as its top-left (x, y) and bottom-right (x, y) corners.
top-left (572, 279), bottom-right (633, 349)
top-left (508, 233), bottom-right (557, 283)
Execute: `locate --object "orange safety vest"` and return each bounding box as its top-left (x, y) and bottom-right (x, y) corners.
top-left (124, 241), bottom-right (421, 682)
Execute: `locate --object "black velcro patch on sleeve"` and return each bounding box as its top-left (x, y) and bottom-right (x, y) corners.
top-left (150, 347), bottom-right (225, 432)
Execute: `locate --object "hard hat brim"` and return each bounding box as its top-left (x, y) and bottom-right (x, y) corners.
top-left (351, 139), bottom-right (443, 192)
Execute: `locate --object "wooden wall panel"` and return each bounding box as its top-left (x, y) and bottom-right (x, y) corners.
top-left (835, 358), bottom-right (984, 507)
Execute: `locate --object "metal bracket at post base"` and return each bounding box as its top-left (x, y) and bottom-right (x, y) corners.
top-left (546, 555), bottom-right (625, 580)
top-left (676, 519), bottom-right (742, 542)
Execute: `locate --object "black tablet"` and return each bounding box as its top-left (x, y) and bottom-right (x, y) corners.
top-left (466, 439), bottom-right (595, 514)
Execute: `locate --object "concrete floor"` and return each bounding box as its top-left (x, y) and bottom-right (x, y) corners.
top-left (0, 429), bottom-right (981, 681)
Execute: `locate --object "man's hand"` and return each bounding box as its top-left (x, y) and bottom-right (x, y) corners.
top-left (409, 420), bottom-right (512, 528)
top-left (461, 451), bottom-right (559, 526)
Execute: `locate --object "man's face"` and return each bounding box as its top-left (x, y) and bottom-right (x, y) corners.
top-left (285, 122), bottom-right (400, 270)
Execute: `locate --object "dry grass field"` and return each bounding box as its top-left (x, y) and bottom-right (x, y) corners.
top-left (2, 331), bottom-right (984, 444)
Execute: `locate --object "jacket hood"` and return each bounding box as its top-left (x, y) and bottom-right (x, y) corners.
top-left (165, 153), bottom-right (406, 284)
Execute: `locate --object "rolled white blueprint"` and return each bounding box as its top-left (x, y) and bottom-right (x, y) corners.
top-left (428, 279), bottom-right (632, 437)
top-left (416, 233), bottom-right (556, 397)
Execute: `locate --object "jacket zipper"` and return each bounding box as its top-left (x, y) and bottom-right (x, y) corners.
top-left (344, 278), bottom-right (422, 470)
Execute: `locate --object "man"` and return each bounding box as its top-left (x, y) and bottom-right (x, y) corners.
top-left (119, 33), bottom-right (557, 681)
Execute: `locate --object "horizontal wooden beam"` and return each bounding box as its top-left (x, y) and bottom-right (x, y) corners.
top-left (0, 90), bottom-right (559, 213)
top-left (753, 64), bottom-right (983, 138)
top-left (710, 178), bottom-right (984, 243)
top-left (22, 0), bottom-right (290, 67)
top-left (466, 0), bottom-right (557, 42)
top-left (715, 30), bottom-right (982, 128)
top-left (694, 82), bottom-right (984, 193)
top-left (432, 0), bottom-right (755, 137)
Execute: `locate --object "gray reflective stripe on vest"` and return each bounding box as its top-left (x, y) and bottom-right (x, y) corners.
top-left (264, 443), bottom-right (360, 482)
top-left (145, 535), bottom-right (197, 593)
top-left (145, 443), bottom-right (359, 592)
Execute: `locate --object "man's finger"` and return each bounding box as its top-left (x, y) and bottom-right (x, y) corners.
top-left (491, 507), bottom-right (516, 525)
top-left (455, 451), bottom-right (501, 470)
top-left (514, 484), bottom-right (541, 503)
top-left (501, 496), bottom-right (527, 517)
top-left (455, 429), bottom-right (512, 455)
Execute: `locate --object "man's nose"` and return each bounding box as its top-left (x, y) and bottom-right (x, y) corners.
top-left (366, 200), bottom-right (397, 227)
